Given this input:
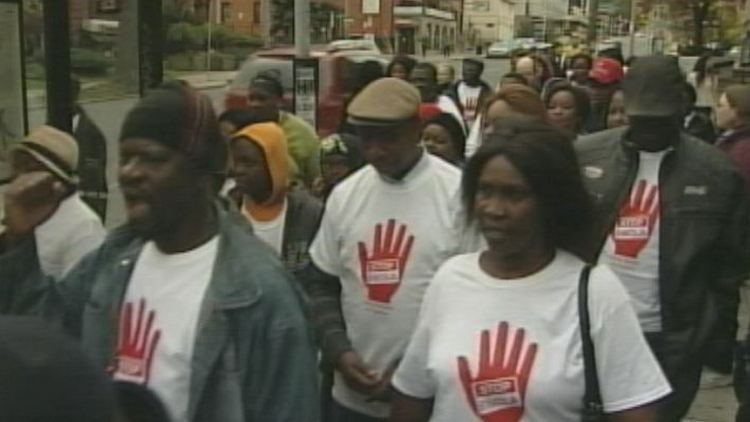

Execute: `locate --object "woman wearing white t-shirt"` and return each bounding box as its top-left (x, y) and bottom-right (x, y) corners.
top-left (391, 122), bottom-right (671, 422)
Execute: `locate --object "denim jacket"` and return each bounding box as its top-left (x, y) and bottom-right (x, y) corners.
top-left (0, 207), bottom-right (320, 422)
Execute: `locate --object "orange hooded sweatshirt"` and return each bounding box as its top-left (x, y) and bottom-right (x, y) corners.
top-left (234, 122), bottom-right (289, 222)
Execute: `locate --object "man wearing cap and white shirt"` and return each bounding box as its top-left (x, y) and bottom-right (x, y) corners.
top-left (576, 56), bottom-right (750, 421)
top-left (4, 125), bottom-right (104, 280)
top-left (304, 77), bottom-right (481, 422)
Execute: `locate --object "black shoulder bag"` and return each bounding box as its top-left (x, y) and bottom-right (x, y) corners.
top-left (578, 265), bottom-right (605, 422)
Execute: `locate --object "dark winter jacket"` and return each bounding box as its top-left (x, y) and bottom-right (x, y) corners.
top-left (576, 126), bottom-right (750, 374)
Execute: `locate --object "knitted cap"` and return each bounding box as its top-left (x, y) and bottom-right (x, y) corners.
top-left (120, 81), bottom-right (226, 174)
top-left (17, 125), bottom-right (79, 185)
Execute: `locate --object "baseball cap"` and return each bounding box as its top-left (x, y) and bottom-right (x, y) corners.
top-left (347, 77), bottom-right (421, 127)
top-left (589, 58), bottom-right (624, 85)
top-left (622, 55), bottom-right (684, 117)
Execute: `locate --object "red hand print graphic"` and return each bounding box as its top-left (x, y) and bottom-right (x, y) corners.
top-left (457, 322), bottom-right (538, 422)
top-left (114, 298), bottom-right (161, 384)
top-left (358, 219), bottom-right (415, 303)
top-left (612, 180), bottom-right (660, 258)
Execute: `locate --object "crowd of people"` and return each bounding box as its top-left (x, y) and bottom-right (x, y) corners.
top-left (2, 49), bottom-right (750, 422)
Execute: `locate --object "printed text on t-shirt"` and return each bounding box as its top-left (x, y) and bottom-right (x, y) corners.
top-left (357, 219), bottom-right (415, 303)
top-left (612, 180), bottom-right (660, 259)
top-left (113, 298), bottom-right (162, 385)
top-left (457, 322), bottom-right (537, 422)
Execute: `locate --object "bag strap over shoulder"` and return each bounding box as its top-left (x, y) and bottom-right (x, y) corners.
top-left (578, 264), bottom-right (604, 418)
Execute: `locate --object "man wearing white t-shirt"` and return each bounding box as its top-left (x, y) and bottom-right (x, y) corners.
top-left (0, 84), bottom-right (319, 422)
top-left (6, 125), bottom-right (105, 280)
top-left (409, 63), bottom-right (467, 134)
top-left (577, 56), bottom-right (750, 421)
top-left (445, 59), bottom-right (493, 129)
top-left (305, 77), bottom-right (480, 421)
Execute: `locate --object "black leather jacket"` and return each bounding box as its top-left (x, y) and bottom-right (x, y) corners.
top-left (576, 126), bottom-right (750, 373)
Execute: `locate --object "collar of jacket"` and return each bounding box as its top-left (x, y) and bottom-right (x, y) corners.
top-left (108, 204), bottom-right (262, 310)
top-left (717, 125), bottom-right (750, 146)
top-left (618, 127), bottom-right (679, 161)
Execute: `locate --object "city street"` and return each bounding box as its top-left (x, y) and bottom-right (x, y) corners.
top-left (18, 53), bottom-right (745, 422)
top-left (27, 54), bottom-right (511, 228)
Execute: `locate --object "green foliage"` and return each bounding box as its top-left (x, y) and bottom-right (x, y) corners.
top-left (167, 22), bottom-right (263, 53)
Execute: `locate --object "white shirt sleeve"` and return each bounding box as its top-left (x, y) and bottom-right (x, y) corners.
top-left (464, 115), bottom-right (483, 159)
top-left (391, 281), bottom-right (438, 399)
top-left (309, 193), bottom-right (342, 277)
top-left (589, 266), bottom-right (672, 413)
top-left (59, 219), bottom-right (106, 277)
top-left (35, 199), bottom-right (106, 280)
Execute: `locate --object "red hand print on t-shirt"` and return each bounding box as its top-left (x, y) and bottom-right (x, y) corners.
top-left (457, 322), bottom-right (538, 422)
top-left (114, 298), bottom-right (161, 384)
top-left (612, 180), bottom-right (660, 259)
top-left (357, 219), bottom-right (415, 303)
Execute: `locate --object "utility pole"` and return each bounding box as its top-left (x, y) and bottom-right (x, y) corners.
top-left (628, 0), bottom-right (637, 58)
top-left (43, 0), bottom-right (72, 132)
top-left (587, 0), bottom-right (599, 46)
top-left (295, 0), bottom-right (311, 57)
top-left (207, 0), bottom-right (214, 77)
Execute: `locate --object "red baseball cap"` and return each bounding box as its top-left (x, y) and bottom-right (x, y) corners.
top-left (418, 103), bottom-right (442, 123)
top-left (589, 58), bottom-right (624, 85)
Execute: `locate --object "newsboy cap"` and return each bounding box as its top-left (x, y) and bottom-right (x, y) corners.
top-left (347, 77), bottom-right (421, 126)
top-left (16, 125), bottom-right (79, 185)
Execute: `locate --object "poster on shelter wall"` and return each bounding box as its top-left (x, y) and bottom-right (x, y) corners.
top-left (293, 58), bottom-right (318, 131)
top-left (362, 0), bottom-right (380, 15)
top-left (0, 1), bottom-right (25, 183)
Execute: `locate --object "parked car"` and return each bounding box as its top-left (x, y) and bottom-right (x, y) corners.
top-left (486, 40), bottom-right (514, 58)
top-left (224, 47), bottom-right (388, 137)
top-left (327, 39), bottom-right (382, 55)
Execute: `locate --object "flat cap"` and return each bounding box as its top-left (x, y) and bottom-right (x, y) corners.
top-left (347, 77), bottom-right (421, 126)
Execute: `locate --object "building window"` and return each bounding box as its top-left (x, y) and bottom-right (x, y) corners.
top-left (221, 2), bottom-right (232, 23)
top-left (97, 0), bottom-right (119, 12)
top-left (253, 1), bottom-right (261, 24)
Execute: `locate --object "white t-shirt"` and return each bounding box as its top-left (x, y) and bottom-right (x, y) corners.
top-left (457, 82), bottom-right (482, 127)
top-left (113, 237), bottom-right (219, 422)
top-left (244, 199), bottom-right (288, 255)
top-left (436, 95), bottom-right (468, 134)
top-left (35, 193), bottom-right (106, 280)
top-left (310, 153), bottom-right (481, 417)
top-left (464, 114), bottom-right (484, 159)
top-left (393, 251), bottom-right (671, 421)
top-left (599, 151), bottom-right (666, 333)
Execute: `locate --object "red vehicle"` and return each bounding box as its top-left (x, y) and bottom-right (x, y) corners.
top-left (224, 47), bottom-right (388, 137)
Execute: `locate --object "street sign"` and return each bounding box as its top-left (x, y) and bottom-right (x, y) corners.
top-left (362, 0), bottom-right (380, 15)
top-left (0, 0), bottom-right (26, 183)
top-left (293, 57), bottom-right (318, 131)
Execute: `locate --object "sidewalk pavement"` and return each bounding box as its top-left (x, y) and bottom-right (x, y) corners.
top-left (688, 386), bottom-right (737, 422)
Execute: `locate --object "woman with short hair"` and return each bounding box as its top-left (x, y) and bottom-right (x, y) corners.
top-left (543, 82), bottom-right (591, 137)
